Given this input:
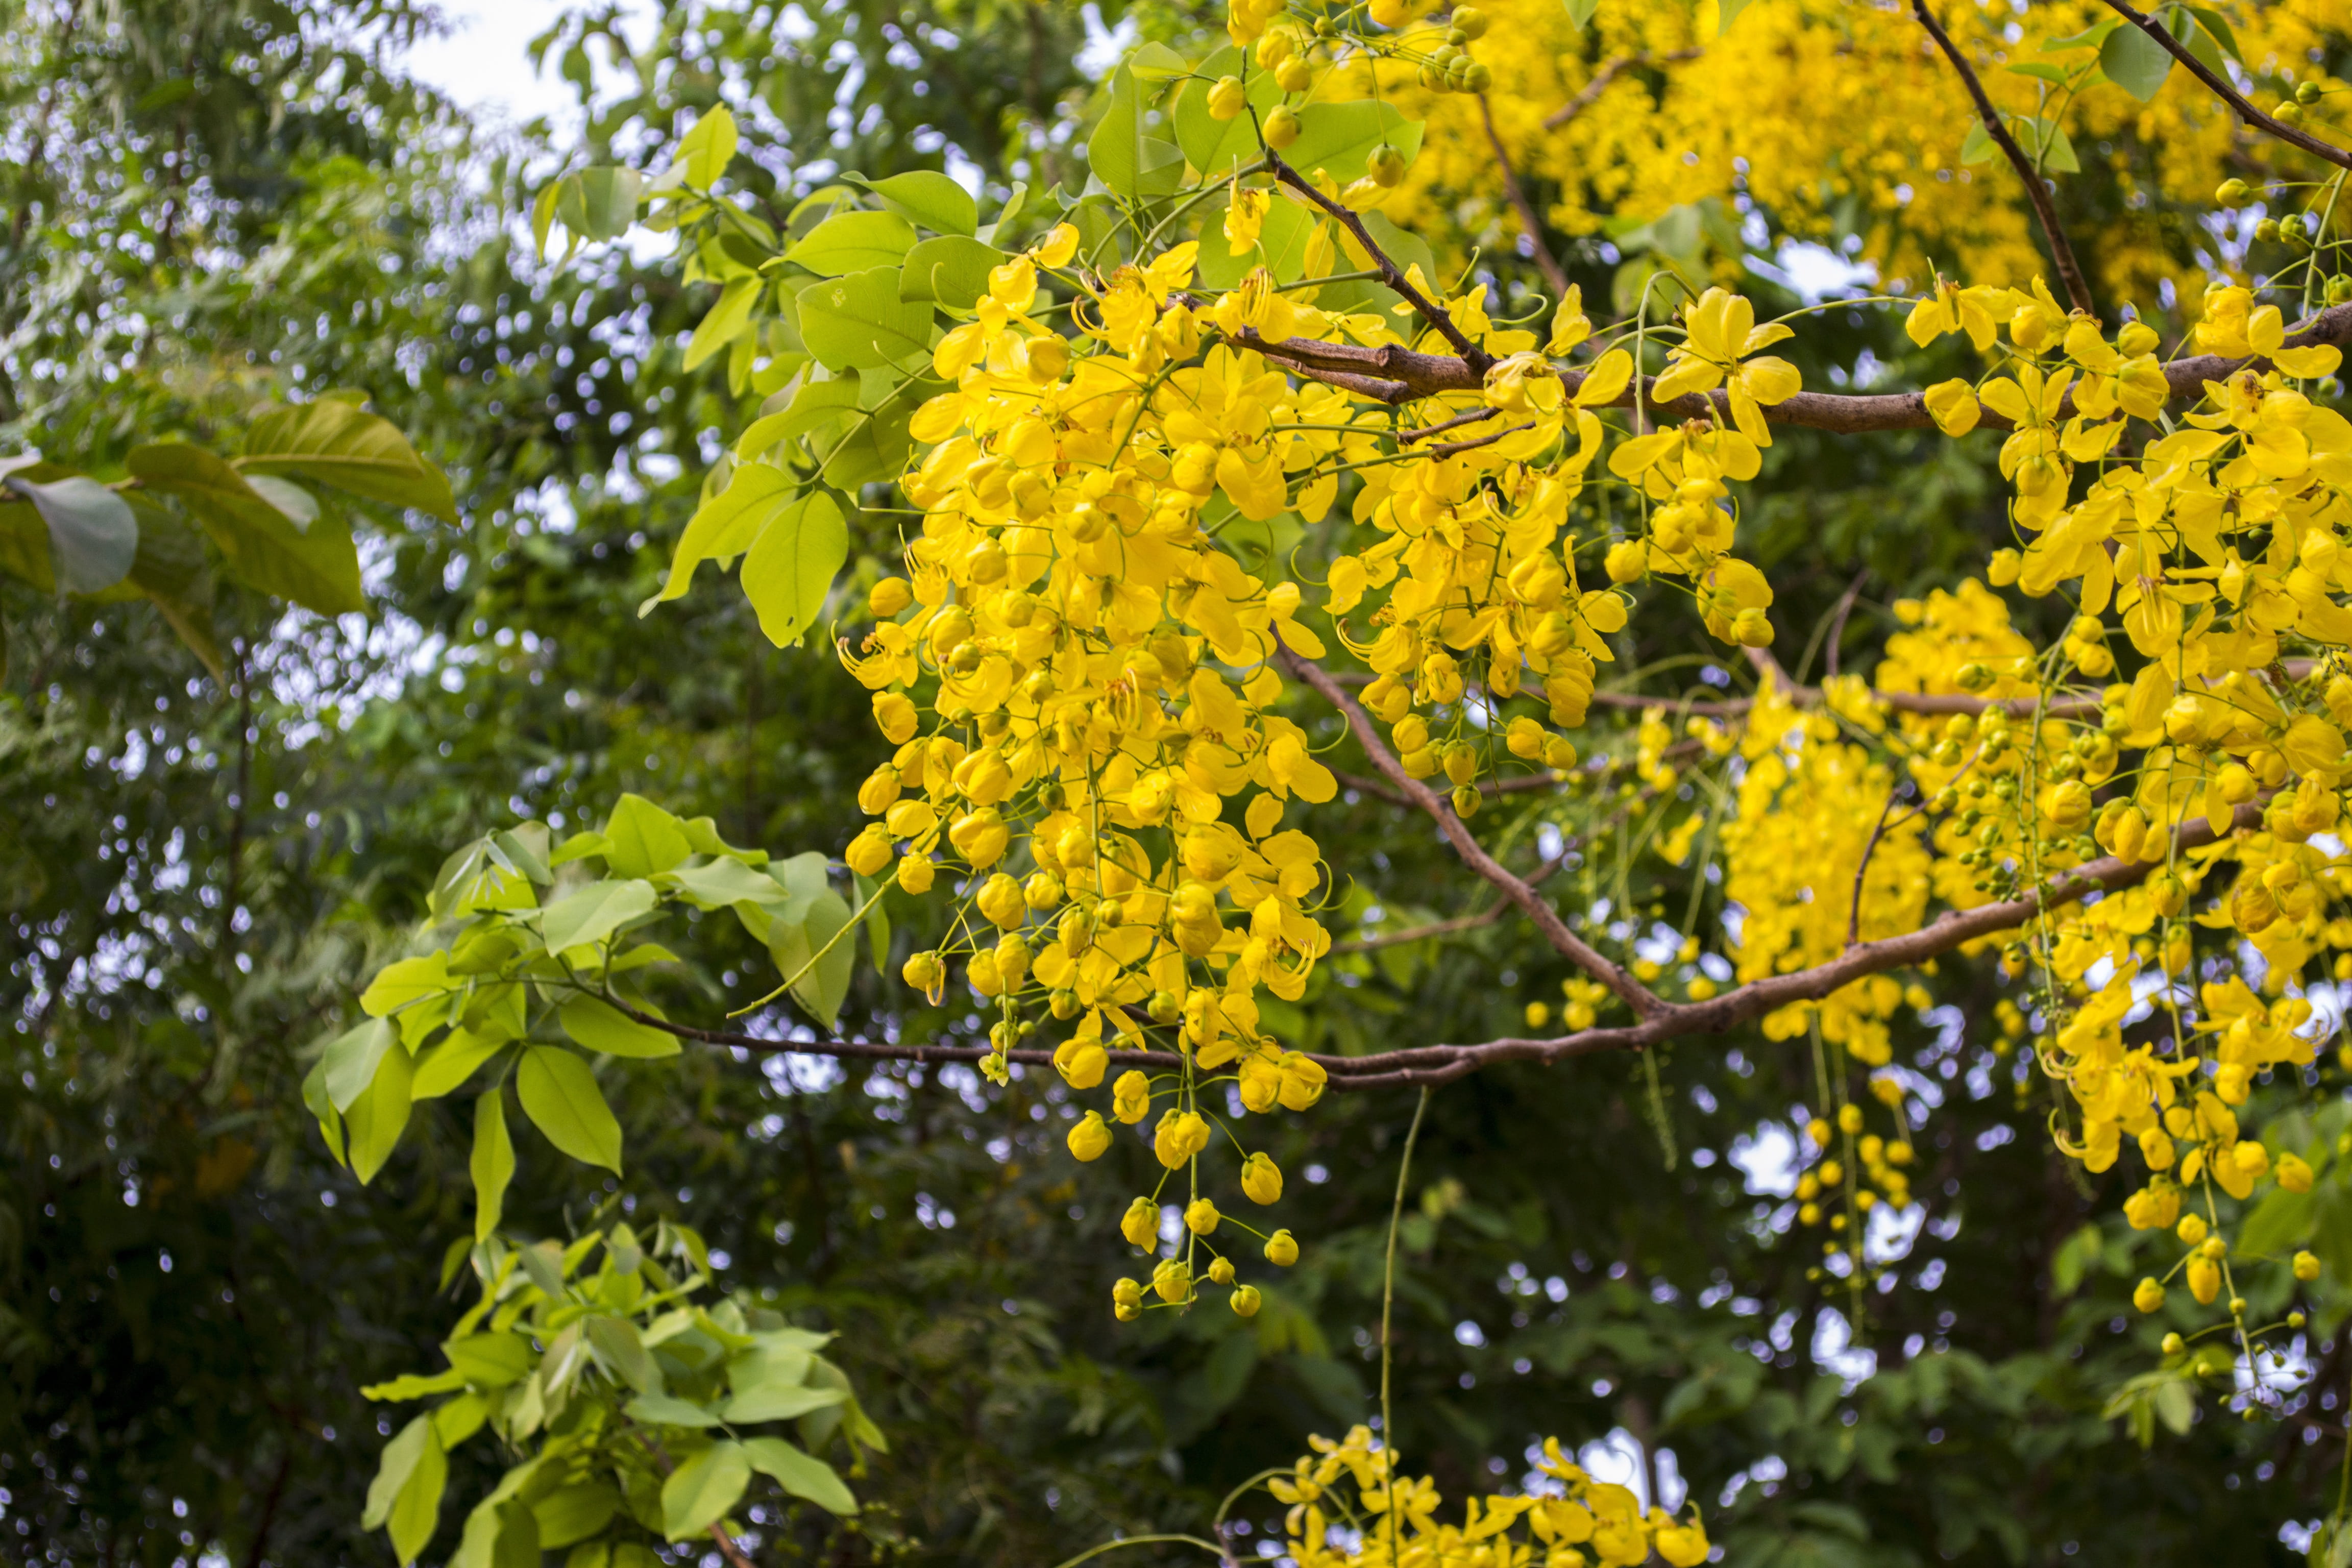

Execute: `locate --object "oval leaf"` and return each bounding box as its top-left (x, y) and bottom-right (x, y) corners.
top-left (5, 475), bottom-right (137, 595)
top-left (660, 1440), bottom-right (751, 1540)
top-left (516, 1046), bottom-right (623, 1173)
top-left (559, 994), bottom-right (680, 1059)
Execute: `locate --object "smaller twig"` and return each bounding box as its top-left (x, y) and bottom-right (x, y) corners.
top-left (1477, 93), bottom-right (1572, 300)
top-left (1542, 50), bottom-right (1703, 130)
top-left (1822, 571), bottom-right (1868, 684)
top-left (1430, 420), bottom-right (1533, 458)
top-left (1281, 642), bottom-right (1665, 1018)
top-left (1264, 149), bottom-right (1493, 372)
top-left (1336, 844), bottom-right (1576, 954)
top-left (1398, 406), bottom-right (1499, 443)
top-left (1913, 0), bottom-right (2095, 314)
top-left (2100, 0), bottom-right (2352, 172)
top-left (1846, 782), bottom-right (1919, 949)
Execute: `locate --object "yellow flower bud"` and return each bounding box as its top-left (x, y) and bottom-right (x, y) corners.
top-left (2278, 1153), bottom-right (2314, 1192)
top-left (2132, 1276), bottom-right (2166, 1314)
top-left (1112, 1277), bottom-right (1142, 1320)
top-left (2176, 1212), bottom-right (2208, 1245)
top-left (2187, 1256), bottom-right (2220, 1305)
top-left (1068, 1111), bottom-right (1113, 1162)
top-left (844, 824), bottom-right (894, 877)
top-left (1264, 1228), bottom-right (1300, 1266)
top-left (1241, 1152), bottom-right (1284, 1205)
top-left (873, 691), bottom-right (919, 744)
top-left (1207, 75), bottom-right (1246, 121)
top-left (1806, 1118), bottom-right (1832, 1149)
top-left (896, 853), bottom-right (936, 894)
top-left (868, 576), bottom-right (914, 617)
top-left (1231, 1283), bottom-right (1263, 1317)
top-left (1837, 1104), bottom-right (1864, 1135)
top-left (1112, 1069), bottom-right (1152, 1124)
top-left (902, 950), bottom-right (945, 1000)
top-left (1185, 1197), bottom-right (1221, 1235)
top-left (1152, 1257), bottom-right (1192, 1304)
top-left (1262, 105), bottom-right (1301, 149)
top-left (1121, 1196), bottom-right (1161, 1247)
top-left (2296, 1250), bottom-right (2323, 1282)
top-left (1208, 1256), bottom-right (1236, 1284)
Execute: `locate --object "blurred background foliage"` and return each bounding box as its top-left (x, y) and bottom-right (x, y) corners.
top-left (1, 1), bottom-right (2345, 1564)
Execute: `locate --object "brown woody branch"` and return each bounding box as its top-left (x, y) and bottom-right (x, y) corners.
top-left (1305, 798), bottom-right (2267, 1091)
top-left (1478, 93), bottom-right (1573, 301)
top-left (1277, 642), bottom-right (1667, 1019)
top-left (1263, 149), bottom-right (1495, 374)
top-left (1234, 299), bottom-right (2352, 427)
top-left (1913, 0), bottom-right (2096, 315)
top-left (1542, 50), bottom-right (1704, 131)
top-left (2100, 0), bottom-right (2352, 172)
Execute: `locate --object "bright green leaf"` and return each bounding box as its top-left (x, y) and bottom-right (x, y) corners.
top-left (362, 1369), bottom-right (468, 1402)
top-left (411, 1027), bottom-right (509, 1100)
top-left (629, 1392), bottom-right (723, 1428)
top-left (797, 268), bottom-right (934, 372)
top-left (538, 878), bottom-right (657, 956)
top-left (558, 994), bottom-right (680, 1059)
top-left (1563, 0), bottom-right (1600, 28)
top-left (674, 106), bottom-right (739, 187)
top-left (347, 1038), bottom-right (415, 1184)
top-left (444, 1332), bottom-right (534, 1387)
top-left (786, 209), bottom-right (921, 277)
top-left (650, 463), bottom-right (801, 606)
top-left (585, 1315), bottom-right (659, 1393)
top-left (2098, 20), bottom-right (2172, 100)
top-left (363, 1414), bottom-right (434, 1530)
top-left (240, 398), bottom-right (457, 521)
top-left (602, 793), bottom-right (693, 877)
top-left (362, 950), bottom-right (454, 1018)
top-left (741, 491), bottom-right (847, 648)
top-left (556, 166), bottom-right (644, 241)
top-left (771, 888), bottom-right (854, 1027)
top-left (471, 1089), bottom-right (514, 1242)
top-left (322, 1016), bottom-right (399, 1112)
top-left (1124, 41), bottom-right (1191, 80)
top-left (743, 1436), bottom-right (858, 1515)
top-left (532, 1484), bottom-right (622, 1550)
top-left (898, 235), bottom-right (1003, 309)
top-left (662, 1440), bottom-right (751, 1540)
top-left (1282, 102), bottom-right (1424, 187)
top-left (3, 474), bottom-right (136, 594)
top-left (516, 1046), bottom-right (623, 1173)
top-left (684, 276), bottom-right (765, 372)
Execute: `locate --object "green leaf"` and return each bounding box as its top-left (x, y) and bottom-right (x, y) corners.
top-left (127, 443), bottom-right (363, 615)
top-left (2041, 18), bottom-right (2120, 51)
top-left (559, 994), bottom-right (681, 1059)
top-left (556, 166), bottom-right (645, 241)
top-left (4, 474), bottom-right (136, 594)
top-left (797, 268), bottom-right (934, 372)
top-left (531, 1484), bottom-right (622, 1550)
top-left (322, 1016), bottom-right (399, 1112)
top-left (741, 492), bottom-right (848, 648)
top-left (585, 1315), bottom-right (659, 1393)
top-left (2154, 1378), bottom-right (2195, 1436)
top-left (1563, 0), bottom-right (1601, 27)
top-left (602, 793), bottom-right (694, 877)
top-left (363, 1414), bottom-right (435, 1530)
top-left (2240, 1183), bottom-right (2315, 1258)
top-left (1716, 0), bottom-right (1758, 32)
top-left (785, 210), bottom-right (920, 276)
top-left (744, 1436), bottom-right (858, 1514)
top-left (516, 1046), bottom-right (623, 1173)
top-left (411, 1027), bottom-right (508, 1100)
top-left (386, 1419), bottom-right (447, 1563)
top-left (663, 1440), bottom-right (752, 1540)
top-left (239, 399), bottom-right (457, 522)
top-left (1279, 100), bottom-right (1420, 185)
top-left (2005, 61), bottom-right (2075, 85)
top-left (433, 1391), bottom-right (491, 1447)
top-left (650, 463), bottom-right (802, 606)
top-left (2032, 118), bottom-right (2080, 173)
top-left (772, 889), bottom-right (855, 1027)
top-left (1197, 195), bottom-right (1315, 290)
top-left (539, 878), bottom-right (657, 955)
top-left (1173, 46), bottom-right (1284, 182)
top-left (362, 950), bottom-right (454, 1018)
top-left (444, 1331), bottom-right (534, 1387)
top-left (1125, 40), bottom-right (1191, 80)
top-left (362, 1369), bottom-right (468, 1402)
top-left (898, 235), bottom-right (1004, 309)
top-left (121, 505), bottom-right (220, 672)
top-left (721, 1382), bottom-right (846, 1424)
top-left (629, 1392), bottom-right (723, 1428)
top-left (1958, 121), bottom-right (1995, 165)
top-left (853, 871), bottom-right (891, 973)
top-left (471, 1089), bottom-right (514, 1242)
top-left (2177, 4), bottom-right (2242, 62)
top-left (673, 106), bottom-right (739, 187)
top-left (668, 857), bottom-right (792, 911)
top-left (347, 1037), bottom-right (415, 1184)
top-left (1088, 65), bottom-right (1146, 201)
top-left (684, 276), bottom-right (765, 372)
top-left (2099, 21), bottom-right (2172, 101)
top-left (737, 379), bottom-right (862, 461)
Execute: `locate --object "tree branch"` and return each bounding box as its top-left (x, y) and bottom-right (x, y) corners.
top-left (2100, 0), bottom-right (2352, 172)
top-left (1542, 50), bottom-right (1704, 131)
top-left (1263, 149), bottom-right (1494, 373)
top-left (1277, 642), bottom-right (1667, 1019)
top-left (1302, 798), bottom-right (2268, 1091)
top-left (1477, 93), bottom-right (1572, 301)
top-left (1913, 0), bottom-right (2095, 314)
top-left (1232, 301), bottom-right (2352, 430)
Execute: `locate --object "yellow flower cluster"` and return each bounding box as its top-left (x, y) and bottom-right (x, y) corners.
top-left (1343, 0), bottom-right (2347, 305)
top-left (1269, 1429), bottom-right (1710, 1568)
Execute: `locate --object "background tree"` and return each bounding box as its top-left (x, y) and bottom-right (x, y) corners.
top-left (5, 2), bottom-right (2351, 1567)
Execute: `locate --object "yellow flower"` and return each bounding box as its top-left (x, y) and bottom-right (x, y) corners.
top-left (1241, 1151), bottom-right (1284, 1204)
top-left (1648, 287), bottom-right (1802, 447)
top-left (1223, 183), bottom-right (1271, 256)
top-left (1068, 1111), bottom-right (1113, 1162)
